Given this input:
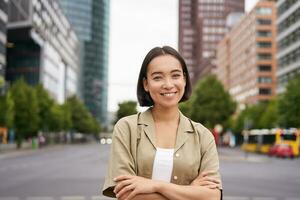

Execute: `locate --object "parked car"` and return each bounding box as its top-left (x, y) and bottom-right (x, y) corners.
top-left (268, 144), bottom-right (280, 157)
top-left (276, 144), bottom-right (294, 158)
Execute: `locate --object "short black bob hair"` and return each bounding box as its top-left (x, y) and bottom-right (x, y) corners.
top-left (137, 46), bottom-right (192, 107)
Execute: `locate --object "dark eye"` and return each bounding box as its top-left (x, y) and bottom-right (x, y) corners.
top-left (172, 74), bottom-right (181, 78)
top-left (153, 76), bottom-right (162, 81)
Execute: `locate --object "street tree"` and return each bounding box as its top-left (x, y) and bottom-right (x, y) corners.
top-left (278, 73), bottom-right (300, 127)
top-left (259, 98), bottom-right (279, 129)
top-left (0, 91), bottom-right (14, 128)
top-left (66, 96), bottom-right (99, 134)
top-left (35, 84), bottom-right (54, 131)
top-left (115, 100), bottom-right (137, 123)
top-left (10, 79), bottom-right (39, 147)
top-left (189, 75), bottom-right (236, 129)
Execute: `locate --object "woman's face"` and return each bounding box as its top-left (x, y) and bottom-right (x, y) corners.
top-left (143, 54), bottom-right (186, 109)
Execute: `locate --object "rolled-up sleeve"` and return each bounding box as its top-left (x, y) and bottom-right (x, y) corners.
top-left (199, 127), bottom-right (223, 190)
top-left (102, 118), bottom-right (137, 197)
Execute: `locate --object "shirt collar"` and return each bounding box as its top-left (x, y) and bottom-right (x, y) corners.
top-left (137, 107), bottom-right (195, 150)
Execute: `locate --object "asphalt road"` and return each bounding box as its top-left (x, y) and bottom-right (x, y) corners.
top-left (0, 143), bottom-right (299, 200)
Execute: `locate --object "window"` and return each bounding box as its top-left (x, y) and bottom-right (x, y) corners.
top-left (257, 53), bottom-right (272, 60)
top-left (258, 65), bottom-right (271, 72)
top-left (256, 7), bottom-right (272, 15)
top-left (257, 42), bottom-right (272, 48)
top-left (257, 19), bottom-right (272, 25)
top-left (258, 76), bottom-right (272, 83)
top-left (257, 31), bottom-right (271, 37)
top-left (259, 88), bottom-right (271, 95)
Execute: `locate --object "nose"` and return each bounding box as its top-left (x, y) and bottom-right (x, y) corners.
top-left (163, 78), bottom-right (174, 89)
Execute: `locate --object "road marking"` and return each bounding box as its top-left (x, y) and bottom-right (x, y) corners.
top-left (61, 196), bottom-right (85, 200)
top-left (285, 198), bottom-right (300, 200)
top-left (224, 196), bottom-right (250, 200)
top-left (92, 196), bottom-right (111, 200)
top-left (0, 197), bottom-right (20, 200)
top-left (26, 197), bottom-right (54, 200)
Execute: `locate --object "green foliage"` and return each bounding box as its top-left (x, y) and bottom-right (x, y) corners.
top-left (278, 74), bottom-right (300, 127)
top-left (10, 79), bottom-right (39, 146)
top-left (259, 98), bottom-right (279, 128)
top-left (0, 91), bottom-right (15, 128)
top-left (35, 84), bottom-right (54, 131)
top-left (188, 75), bottom-right (236, 129)
top-left (48, 104), bottom-right (64, 132)
top-left (115, 100), bottom-right (137, 123)
top-left (66, 96), bottom-right (101, 134)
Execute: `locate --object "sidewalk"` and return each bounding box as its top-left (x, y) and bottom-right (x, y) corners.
top-left (0, 143), bottom-right (67, 160)
top-left (218, 146), bottom-right (270, 162)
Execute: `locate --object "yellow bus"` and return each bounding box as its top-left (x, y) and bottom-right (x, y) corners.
top-left (242, 129), bottom-right (276, 153)
top-left (275, 128), bottom-right (300, 156)
top-left (242, 128), bottom-right (300, 156)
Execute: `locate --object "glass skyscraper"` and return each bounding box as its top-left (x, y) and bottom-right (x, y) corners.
top-left (0, 0), bottom-right (8, 90)
top-left (59, 0), bottom-right (109, 126)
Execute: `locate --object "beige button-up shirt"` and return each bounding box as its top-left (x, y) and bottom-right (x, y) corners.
top-left (102, 108), bottom-right (222, 197)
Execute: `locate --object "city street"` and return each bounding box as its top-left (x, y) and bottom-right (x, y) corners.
top-left (0, 143), bottom-right (300, 200)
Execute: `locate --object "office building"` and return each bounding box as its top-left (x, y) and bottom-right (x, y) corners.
top-left (0, 0), bottom-right (8, 87)
top-left (276, 0), bottom-right (300, 93)
top-left (59, 0), bottom-right (110, 124)
top-left (216, 0), bottom-right (277, 107)
top-left (178, 0), bottom-right (244, 84)
top-left (6, 0), bottom-right (80, 103)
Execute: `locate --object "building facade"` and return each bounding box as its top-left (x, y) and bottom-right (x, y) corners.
top-left (178, 0), bottom-right (244, 85)
top-left (276, 0), bottom-right (300, 93)
top-left (59, 0), bottom-right (109, 125)
top-left (6, 0), bottom-right (80, 103)
top-left (0, 0), bottom-right (8, 88)
top-left (216, 0), bottom-right (277, 107)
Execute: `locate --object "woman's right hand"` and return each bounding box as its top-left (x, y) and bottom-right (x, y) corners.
top-left (190, 171), bottom-right (221, 189)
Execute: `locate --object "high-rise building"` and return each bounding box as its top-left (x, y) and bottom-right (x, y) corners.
top-left (59, 0), bottom-right (110, 125)
top-left (178, 0), bottom-right (244, 85)
top-left (0, 0), bottom-right (8, 88)
top-left (276, 0), bottom-right (300, 93)
top-left (216, 0), bottom-right (277, 107)
top-left (6, 0), bottom-right (80, 103)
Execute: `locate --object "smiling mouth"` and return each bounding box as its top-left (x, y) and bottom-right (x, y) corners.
top-left (161, 92), bottom-right (177, 97)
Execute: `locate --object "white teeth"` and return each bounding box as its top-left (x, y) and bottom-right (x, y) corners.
top-left (162, 92), bottom-right (176, 96)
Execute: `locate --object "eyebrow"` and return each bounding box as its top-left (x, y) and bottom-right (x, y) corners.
top-left (150, 69), bottom-right (183, 76)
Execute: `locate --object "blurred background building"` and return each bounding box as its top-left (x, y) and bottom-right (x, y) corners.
top-left (0, 0), bottom-right (8, 91)
top-left (276, 0), bottom-right (300, 93)
top-left (216, 0), bottom-right (277, 108)
top-left (5, 0), bottom-right (80, 104)
top-left (59, 0), bottom-right (110, 126)
top-left (178, 0), bottom-right (245, 85)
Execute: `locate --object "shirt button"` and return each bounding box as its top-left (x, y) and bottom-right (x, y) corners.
top-left (173, 176), bottom-right (178, 180)
top-left (175, 153), bottom-right (180, 157)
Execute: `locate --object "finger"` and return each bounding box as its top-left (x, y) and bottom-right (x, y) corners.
top-left (208, 184), bottom-right (221, 189)
top-left (125, 190), bottom-right (137, 200)
top-left (114, 175), bottom-right (132, 182)
top-left (201, 177), bottom-right (220, 184)
top-left (199, 171), bottom-right (215, 177)
top-left (114, 180), bottom-right (131, 194)
top-left (116, 184), bottom-right (134, 199)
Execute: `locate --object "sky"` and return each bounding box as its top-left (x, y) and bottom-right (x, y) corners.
top-left (108, 0), bottom-right (259, 112)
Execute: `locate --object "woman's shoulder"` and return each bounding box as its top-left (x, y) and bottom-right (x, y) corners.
top-left (115, 113), bottom-right (139, 127)
top-left (186, 117), bottom-right (214, 140)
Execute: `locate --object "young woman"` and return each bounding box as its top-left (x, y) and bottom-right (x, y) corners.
top-left (102, 46), bottom-right (222, 200)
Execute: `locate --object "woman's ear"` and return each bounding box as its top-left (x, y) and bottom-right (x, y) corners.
top-left (143, 77), bottom-right (148, 92)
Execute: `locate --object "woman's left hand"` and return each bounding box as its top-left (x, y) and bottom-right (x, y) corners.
top-left (113, 175), bottom-right (158, 200)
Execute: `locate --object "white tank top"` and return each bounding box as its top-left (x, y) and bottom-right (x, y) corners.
top-left (151, 148), bottom-right (174, 182)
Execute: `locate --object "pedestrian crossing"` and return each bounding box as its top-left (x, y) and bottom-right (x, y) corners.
top-left (0, 196), bottom-right (299, 200)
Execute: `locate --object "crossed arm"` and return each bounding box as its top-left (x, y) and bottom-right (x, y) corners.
top-left (113, 171), bottom-right (221, 200)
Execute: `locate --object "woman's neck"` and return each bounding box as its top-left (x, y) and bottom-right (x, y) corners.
top-left (151, 106), bottom-right (179, 123)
